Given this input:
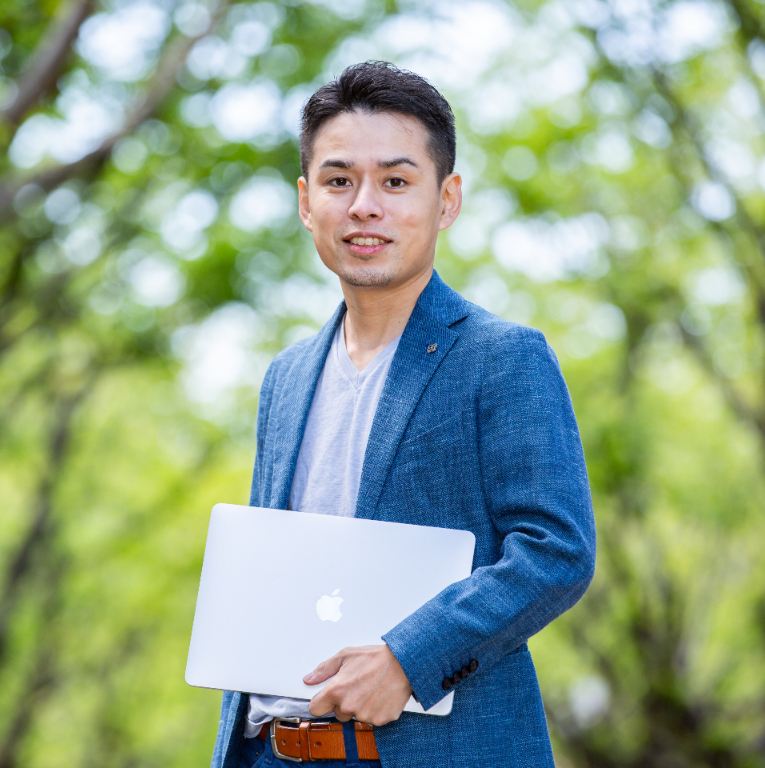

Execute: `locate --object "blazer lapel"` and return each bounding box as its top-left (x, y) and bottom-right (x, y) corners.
top-left (270, 302), bottom-right (345, 510)
top-left (355, 272), bottom-right (470, 521)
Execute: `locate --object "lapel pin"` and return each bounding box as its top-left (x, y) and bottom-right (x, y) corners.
top-left (427, 343), bottom-right (437, 354)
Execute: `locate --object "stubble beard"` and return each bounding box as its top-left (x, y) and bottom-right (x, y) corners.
top-left (335, 252), bottom-right (398, 288)
top-left (337, 265), bottom-right (396, 287)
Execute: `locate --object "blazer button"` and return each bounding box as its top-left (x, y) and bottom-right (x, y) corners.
top-left (442, 677), bottom-right (454, 691)
top-left (452, 670), bottom-right (462, 682)
top-left (469, 659), bottom-right (479, 672)
top-left (461, 665), bottom-right (471, 677)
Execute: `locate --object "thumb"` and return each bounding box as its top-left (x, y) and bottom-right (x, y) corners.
top-left (304, 653), bottom-right (344, 685)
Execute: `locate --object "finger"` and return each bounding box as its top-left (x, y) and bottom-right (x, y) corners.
top-left (333, 706), bottom-right (353, 723)
top-left (308, 690), bottom-right (336, 718)
top-left (304, 653), bottom-right (344, 684)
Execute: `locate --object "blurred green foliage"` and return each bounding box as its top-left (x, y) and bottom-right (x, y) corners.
top-left (1, 0), bottom-right (764, 766)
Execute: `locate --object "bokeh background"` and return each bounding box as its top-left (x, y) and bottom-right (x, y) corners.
top-left (1, 0), bottom-right (764, 765)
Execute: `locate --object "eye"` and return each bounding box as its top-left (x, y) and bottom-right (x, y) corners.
top-left (386, 177), bottom-right (406, 189)
top-left (329, 177), bottom-right (350, 187)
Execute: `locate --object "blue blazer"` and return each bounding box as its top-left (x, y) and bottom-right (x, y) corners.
top-left (211, 271), bottom-right (596, 768)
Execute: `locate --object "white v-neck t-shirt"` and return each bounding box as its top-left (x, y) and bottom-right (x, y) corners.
top-left (244, 315), bottom-right (401, 736)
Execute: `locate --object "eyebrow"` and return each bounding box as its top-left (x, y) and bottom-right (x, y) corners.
top-left (378, 156), bottom-right (419, 169)
top-left (319, 159), bottom-right (353, 169)
top-left (318, 156), bottom-right (420, 170)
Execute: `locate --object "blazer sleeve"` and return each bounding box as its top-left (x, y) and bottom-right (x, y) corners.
top-left (249, 362), bottom-right (276, 507)
top-left (382, 327), bottom-right (596, 710)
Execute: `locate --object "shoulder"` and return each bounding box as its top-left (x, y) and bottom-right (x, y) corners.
top-left (271, 334), bottom-right (316, 367)
top-left (454, 307), bottom-right (574, 420)
top-left (456, 302), bottom-right (555, 372)
top-left (262, 334), bottom-right (317, 382)
top-left (422, 274), bottom-right (550, 361)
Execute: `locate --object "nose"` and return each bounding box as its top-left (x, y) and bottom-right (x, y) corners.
top-left (347, 178), bottom-right (384, 221)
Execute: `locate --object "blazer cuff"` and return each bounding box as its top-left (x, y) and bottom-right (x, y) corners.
top-left (383, 627), bottom-right (480, 712)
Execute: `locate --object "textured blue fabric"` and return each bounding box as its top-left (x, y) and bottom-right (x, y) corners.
top-left (210, 271), bottom-right (596, 768)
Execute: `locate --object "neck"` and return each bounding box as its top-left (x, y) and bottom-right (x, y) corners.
top-left (341, 265), bottom-right (433, 371)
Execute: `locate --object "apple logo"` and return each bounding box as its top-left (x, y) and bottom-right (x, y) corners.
top-left (316, 589), bottom-right (343, 622)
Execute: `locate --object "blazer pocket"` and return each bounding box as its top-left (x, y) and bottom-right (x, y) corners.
top-left (396, 412), bottom-right (465, 467)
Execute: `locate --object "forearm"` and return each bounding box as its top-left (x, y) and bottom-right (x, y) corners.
top-left (383, 517), bottom-right (594, 710)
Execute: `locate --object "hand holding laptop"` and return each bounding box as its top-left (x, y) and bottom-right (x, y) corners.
top-left (304, 644), bottom-right (412, 725)
top-left (186, 504), bottom-right (475, 717)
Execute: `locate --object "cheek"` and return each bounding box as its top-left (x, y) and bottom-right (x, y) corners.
top-left (395, 195), bottom-right (440, 234)
top-left (399, 214), bottom-right (439, 250)
top-left (310, 201), bottom-right (340, 237)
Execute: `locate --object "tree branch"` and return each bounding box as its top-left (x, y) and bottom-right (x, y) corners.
top-left (725, 0), bottom-right (765, 47)
top-left (0, 558), bottom-right (63, 768)
top-left (0, 189), bottom-right (151, 364)
top-left (680, 326), bottom-right (765, 442)
top-left (0, 372), bottom-right (97, 664)
top-left (0, 240), bottom-right (33, 313)
top-left (722, 0), bottom-right (765, 112)
top-left (0, 268), bottom-right (74, 358)
top-left (651, 70), bottom-right (765, 309)
top-left (0, 0), bottom-right (96, 127)
top-left (0, 654), bottom-right (56, 768)
top-left (0, 1), bottom-right (229, 225)
top-left (582, 21), bottom-right (765, 326)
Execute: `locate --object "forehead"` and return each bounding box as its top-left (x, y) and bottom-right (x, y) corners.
top-left (310, 111), bottom-right (432, 167)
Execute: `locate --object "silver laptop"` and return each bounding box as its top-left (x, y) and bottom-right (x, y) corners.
top-left (185, 503), bottom-right (476, 716)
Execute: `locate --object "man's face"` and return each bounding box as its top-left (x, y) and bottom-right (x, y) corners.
top-left (298, 111), bottom-right (461, 290)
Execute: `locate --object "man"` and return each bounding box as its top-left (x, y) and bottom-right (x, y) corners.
top-left (212, 61), bottom-right (596, 768)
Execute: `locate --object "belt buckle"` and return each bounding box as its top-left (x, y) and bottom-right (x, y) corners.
top-left (270, 717), bottom-right (303, 762)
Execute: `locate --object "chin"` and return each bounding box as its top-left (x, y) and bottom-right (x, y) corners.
top-left (337, 265), bottom-right (396, 288)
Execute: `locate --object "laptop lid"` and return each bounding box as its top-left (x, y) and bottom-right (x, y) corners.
top-left (185, 503), bottom-right (476, 716)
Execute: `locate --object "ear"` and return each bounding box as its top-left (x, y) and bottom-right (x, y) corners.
top-left (438, 172), bottom-right (462, 231)
top-left (298, 176), bottom-right (312, 232)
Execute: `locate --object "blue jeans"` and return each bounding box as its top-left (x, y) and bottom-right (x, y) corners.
top-left (238, 720), bottom-right (382, 768)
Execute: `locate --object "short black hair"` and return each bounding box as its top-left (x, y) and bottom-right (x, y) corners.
top-left (299, 61), bottom-right (456, 185)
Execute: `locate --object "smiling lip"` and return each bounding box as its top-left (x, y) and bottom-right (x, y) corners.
top-left (344, 232), bottom-right (392, 246)
top-left (344, 231), bottom-right (392, 256)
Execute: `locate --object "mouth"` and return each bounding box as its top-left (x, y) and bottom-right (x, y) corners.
top-left (343, 232), bottom-right (392, 256)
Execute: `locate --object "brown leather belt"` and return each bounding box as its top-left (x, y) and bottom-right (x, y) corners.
top-left (258, 718), bottom-right (379, 762)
